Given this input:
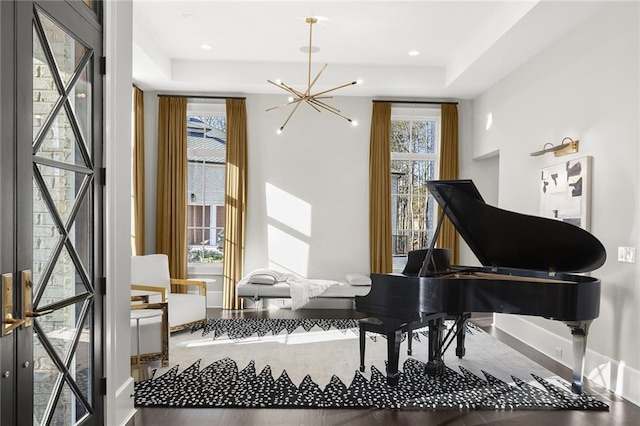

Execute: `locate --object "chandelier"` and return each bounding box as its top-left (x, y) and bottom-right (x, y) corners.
top-left (267, 17), bottom-right (362, 134)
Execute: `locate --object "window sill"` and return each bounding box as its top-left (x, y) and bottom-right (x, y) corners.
top-left (188, 263), bottom-right (223, 277)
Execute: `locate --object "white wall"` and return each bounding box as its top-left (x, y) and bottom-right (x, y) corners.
top-left (465, 2), bottom-right (639, 404)
top-left (243, 95), bottom-right (371, 280)
top-left (141, 94), bottom-right (374, 298)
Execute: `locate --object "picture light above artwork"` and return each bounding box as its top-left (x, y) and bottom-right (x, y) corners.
top-left (530, 137), bottom-right (580, 157)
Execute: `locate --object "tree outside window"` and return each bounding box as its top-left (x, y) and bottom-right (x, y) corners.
top-left (390, 108), bottom-right (440, 268)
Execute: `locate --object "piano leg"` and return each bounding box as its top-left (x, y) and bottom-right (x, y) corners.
top-left (384, 325), bottom-right (403, 386)
top-left (566, 320), bottom-right (591, 394)
top-left (425, 316), bottom-right (445, 375)
top-left (359, 321), bottom-right (366, 372)
top-left (455, 313), bottom-right (470, 358)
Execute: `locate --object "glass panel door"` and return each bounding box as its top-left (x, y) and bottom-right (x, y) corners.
top-left (0, 1), bottom-right (103, 425)
top-left (31, 5), bottom-right (100, 424)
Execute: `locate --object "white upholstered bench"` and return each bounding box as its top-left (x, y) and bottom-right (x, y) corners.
top-left (235, 270), bottom-right (373, 309)
top-left (236, 280), bottom-right (371, 302)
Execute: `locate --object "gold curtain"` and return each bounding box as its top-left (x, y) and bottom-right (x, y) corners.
top-left (369, 102), bottom-right (392, 273)
top-left (132, 86), bottom-right (145, 256)
top-left (222, 99), bottom-right (248, 309)
top-left (155, 96), bottom-right (188, 290)
top-left (436, 103), bottom-right (460, 264)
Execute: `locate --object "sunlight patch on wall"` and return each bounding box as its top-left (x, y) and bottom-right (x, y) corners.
top-left (588, 361), bottom-right (612, 390)
top-left (486, 112), bottom-right (493, 130)
top-left (265, 183), bottom-right (312, 237)
top-left (267, 224), bottom-right (309, 276)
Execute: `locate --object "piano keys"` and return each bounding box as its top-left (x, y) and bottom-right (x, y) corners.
top-left (355, 179), bottom-right (606, 394)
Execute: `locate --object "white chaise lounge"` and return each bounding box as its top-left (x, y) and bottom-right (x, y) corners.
top-left (236, 270), bottom-right (372, 309)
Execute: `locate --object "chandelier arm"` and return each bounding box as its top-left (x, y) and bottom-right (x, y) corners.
top-left (309, 99), bottom-right (352, 122)
top-left (266, 98), bottom-right (303, 112)
top-left (279, 99), bottom-right (305, 132)
top-left (303, 100), bottom-right (322, 113)
top-left (306, 63), bottom-right (328, 94)
top-left (311, 80), bottom-right (358, 98)
top-left (308, 98), bottom-right (340, 113)
top-left (315, 104), bottom-right (353, 123)
top-left (267, 79), bottom-right (289, 90)
top-left (268, 79), bottom-right (305, 98)
top-left (280, 83), bottom-right (306, 98)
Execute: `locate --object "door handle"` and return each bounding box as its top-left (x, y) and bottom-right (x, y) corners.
top-left (2, 273), bottom-right (25, 336)
top-left (1, 271), bottom-right (53, 335)
top-left (25, 309), bottom-right (54, 318)
top-left (21, 270), bottom-right (53, 326)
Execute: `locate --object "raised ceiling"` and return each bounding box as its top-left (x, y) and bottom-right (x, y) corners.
top-left (132, 1), bottom-right (606, 99)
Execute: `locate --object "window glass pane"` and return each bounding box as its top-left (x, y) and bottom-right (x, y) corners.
top-left (390, 112), bottom-right (440, 263)
top-left (391, 121), bottom-right (410, 153)
top-left (187, 111), bottom-right (226, 265)
top-left (391, 119), bottom-right (438, 154)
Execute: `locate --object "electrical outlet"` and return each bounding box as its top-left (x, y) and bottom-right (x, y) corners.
top-left (618, 247), bottom-right (636, 263)
top-left (554, 347), bottom-right (563, 358)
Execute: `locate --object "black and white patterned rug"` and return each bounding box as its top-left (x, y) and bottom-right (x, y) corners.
top-left (196, 318), bottom-right (361, 341)
top-left (134, 318), bottom-right (608, 410)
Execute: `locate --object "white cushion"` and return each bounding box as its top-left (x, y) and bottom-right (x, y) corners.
top-left (236, 281), bottom-right (371, 298)
top-left (249, 274), bottom-right (277, 285)
top-left (131, 254), bottom-right (171, 290)
top-left (346, 273), bottom-right (372, 286)
top-left (167, 293), bottom-right (206, 327)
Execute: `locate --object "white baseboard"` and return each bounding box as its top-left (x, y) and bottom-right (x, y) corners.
top-left (495, 315), bottom-right (640, 407)
top-left (113, 377), bottom-right (136, 426)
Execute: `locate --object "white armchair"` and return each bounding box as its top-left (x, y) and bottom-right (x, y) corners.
top-left (131, 254), bottom-right (207, 332)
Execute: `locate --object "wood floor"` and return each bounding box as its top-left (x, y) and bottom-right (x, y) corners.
top-left (131, 308), bottom-right (639, 425)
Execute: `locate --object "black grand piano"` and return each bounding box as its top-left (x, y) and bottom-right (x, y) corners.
top-left (355, 179), bottom-right (606, 394)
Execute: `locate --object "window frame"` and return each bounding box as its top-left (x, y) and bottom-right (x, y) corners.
top-left (186, 100), bottom-right (226, 276)
top-left (390, 106), bottom-right (441, 272)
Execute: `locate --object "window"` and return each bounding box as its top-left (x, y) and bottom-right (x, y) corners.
top-left (186, 101), bottom-right (226, 268)
top-left (390, 107), bottom-right (440, 270)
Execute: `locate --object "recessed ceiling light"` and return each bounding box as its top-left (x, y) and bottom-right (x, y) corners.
top-left (201, 44), bottom-right (212, 50)
top-left (300, 46), bottom-right (320, 53)
top-left (409, 50), bottom-right (420, 56)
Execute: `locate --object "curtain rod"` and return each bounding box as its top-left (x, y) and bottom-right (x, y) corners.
top-left (372, 100), bottom-right (458, 105)
top-left (157, 94), bottom-right (246, 100)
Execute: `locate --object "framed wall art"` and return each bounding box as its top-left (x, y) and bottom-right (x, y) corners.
top-left (539, 156), bottom-right (591, 231)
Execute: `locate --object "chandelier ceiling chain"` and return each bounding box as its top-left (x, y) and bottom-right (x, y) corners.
top-left (266, 17), bottom-right (361, 134)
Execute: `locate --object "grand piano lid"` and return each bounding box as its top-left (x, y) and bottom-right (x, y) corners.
top-left (426, 179), bottom-right (607, 273)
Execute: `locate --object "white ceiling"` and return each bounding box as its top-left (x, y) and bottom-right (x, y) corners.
top-left (132, 0), bottom-right (607, 99)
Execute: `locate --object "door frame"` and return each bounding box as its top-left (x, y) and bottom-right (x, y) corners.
top-left (0, 0), bottom-right (18, 424)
